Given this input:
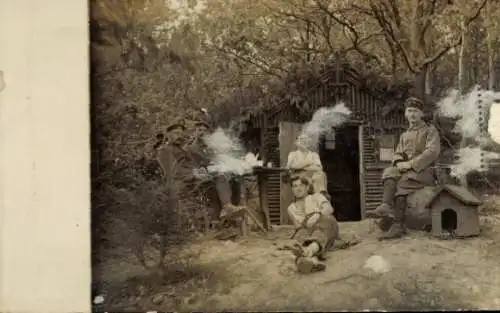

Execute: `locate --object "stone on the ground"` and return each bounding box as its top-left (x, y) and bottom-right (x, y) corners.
top-left (363, 255), bottom-right (391, 274)
top-left (224, 240), bottom-right (238, 248)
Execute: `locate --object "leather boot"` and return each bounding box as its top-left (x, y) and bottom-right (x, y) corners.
top-left (367, 179), bottom-right (397, 218)
top-left (377, 216), bottom-right (394, 232)
top-left (296, 256), bottom-right (326, 274)
top-left (378, 196), bottom-right (406, 241)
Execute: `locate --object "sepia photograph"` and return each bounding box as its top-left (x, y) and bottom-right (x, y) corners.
top-left (90, 0), bottom-right (500, 311)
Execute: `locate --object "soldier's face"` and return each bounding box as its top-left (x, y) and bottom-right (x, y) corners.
top-left (405, 107), bottom-right (424, 123)
top-left (291, 179), bottom-right (308, 198)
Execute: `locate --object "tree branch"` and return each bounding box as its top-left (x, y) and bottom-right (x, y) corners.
top-left (217, 46), bottom-right (284, 79)
top-left (385, 0), bottom-right (402, 28)
top-left (364, 2), bottom-right (419, 73)
top-left (422, 0), bottom-right (487, 66)
top-left (314, 0), bottom-right (383, 66)
top-left (421, 0), bottom-right (439, 37)
top-left (319, 14), bottom-right (335, 53)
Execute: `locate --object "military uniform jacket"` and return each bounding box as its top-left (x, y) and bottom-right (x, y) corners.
top-left (392, 122), bottom-right (441, 186)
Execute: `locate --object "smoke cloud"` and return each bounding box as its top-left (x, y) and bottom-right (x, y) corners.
top-left (449, 146), bottom-right (500, 179)
top-left (193, 103), bottom-right (351, 178)
top-left (436, 86), bottom-right (500, 179)
top-left (489, 102), bottom-right (500, 144)
top-left (296, 102), bottom-right (352, 150)
top-left (195, 127), bottom-right (262, 177)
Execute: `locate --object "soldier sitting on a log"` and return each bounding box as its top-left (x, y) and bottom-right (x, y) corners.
top-left (286, 134), bottom-right (330, 200)
top-left (368, 97), bottom-right (441, 240)
top-left (286, 175), bottom-right (339, 274)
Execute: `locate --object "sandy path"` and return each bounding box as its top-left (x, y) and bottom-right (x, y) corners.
top-left (186, 219), bottom-right (500, 311)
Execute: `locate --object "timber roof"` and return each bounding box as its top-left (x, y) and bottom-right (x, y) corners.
top-left (228, 59), bottom-right (413, 123)
top-left (424, 184), bottom-right (482, 208)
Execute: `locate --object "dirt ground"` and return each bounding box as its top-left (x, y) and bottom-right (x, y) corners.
top-left (93, 201), bottom-right (500, 312)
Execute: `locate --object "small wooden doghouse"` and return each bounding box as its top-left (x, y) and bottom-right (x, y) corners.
top-left (424, 184), bottom-right (482, 238)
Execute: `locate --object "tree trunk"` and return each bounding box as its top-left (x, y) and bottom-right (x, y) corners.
top-left (487, 37), bottom-right (495, 90)
top-left (414, 70), bottom-right (426, 101)
top-left (457, 19), bottom-right (469, 188)
top-left (408, 0), bottom-right (427, 101)
top-left (485, 0), bottom-right (496, 90)
top-left (471, 21), bottom-right (480, 87)
top-left (424, 63), bottom-right (433, 98)
top-left (458, 20), bottom-right (467, 91)
top-left (303, 0), bottom-right (311, 63)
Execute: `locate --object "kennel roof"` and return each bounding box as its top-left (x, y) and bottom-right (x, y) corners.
top-left (424, 184), bottom-right (482, 208)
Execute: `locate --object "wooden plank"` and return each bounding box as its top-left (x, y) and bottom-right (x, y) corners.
top-left (264, 127), bottom-right (281, 225)
top-left (278, 121), bottom-right (303, 225)
top-left (258, 116), bottom-right (271, 230)
top-left (358, 124), bottom-right (366, 219)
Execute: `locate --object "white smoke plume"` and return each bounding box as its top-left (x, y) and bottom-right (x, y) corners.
top-left (489, 102), bottom-right (500, 144)
top-left (196, 127), bottom-right (262, 177)
top-left (297, 102), bottom-right (352, 149)
top-left (450, 146), bottom-right (500, 179)
top-left (436, 86), bottom-right (500, 179)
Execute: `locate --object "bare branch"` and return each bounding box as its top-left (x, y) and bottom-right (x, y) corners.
top-left (290, 46), bottom-right (328, 54)
top-left (421, 0), bottom-right (439, 37)
top-left (362, 1), bottom-right (419, 73)
top-left (314, 0), bottom-right (383, 66)
top-left (385, 0), bottom-right (402, 28)
top-left (422, 37), bottom-right (462, 66)
top-left (319, 14), bottom-right (335, 52)
top-left (422, 0), bottom-right (487, 66)
top-left (216, 46), bottom-right (284, 79)
top-left (353, 0), bottom-right (485, 73)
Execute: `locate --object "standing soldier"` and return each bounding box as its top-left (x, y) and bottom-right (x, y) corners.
top-left (369, 97), bottom-right (441, 240)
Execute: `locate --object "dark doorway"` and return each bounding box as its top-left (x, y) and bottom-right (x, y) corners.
top-left (319, 125), bottom-right (361, 222)
top-left (441, 208), bottom-right (458, 231)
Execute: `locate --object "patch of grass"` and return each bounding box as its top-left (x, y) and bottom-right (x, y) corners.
top-left (93, 255), bottom-right (218, 312)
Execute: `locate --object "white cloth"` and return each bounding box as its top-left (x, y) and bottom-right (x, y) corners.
top-left (287, 150), bottom-right (323, 171)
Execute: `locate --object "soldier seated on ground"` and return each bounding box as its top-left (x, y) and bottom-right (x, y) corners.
top-left (368, 97), bottom-right (441, 240)
top-left (286, 176), bottom-right (340, 274)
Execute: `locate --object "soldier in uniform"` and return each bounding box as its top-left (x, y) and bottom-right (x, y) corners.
top-left (159, 116), bottom-right (247, 221)
top-left (369, 97), bottom-right (441, 240)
